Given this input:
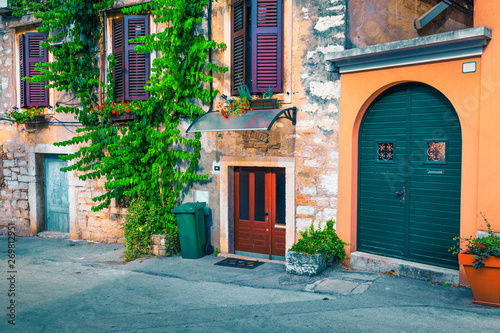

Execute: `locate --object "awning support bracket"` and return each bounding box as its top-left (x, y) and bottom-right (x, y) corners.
top-left (268, 107), bottom-right (297, 129)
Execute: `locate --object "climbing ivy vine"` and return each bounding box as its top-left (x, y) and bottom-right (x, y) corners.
top-left (15, 1), bottom-right (226, 245)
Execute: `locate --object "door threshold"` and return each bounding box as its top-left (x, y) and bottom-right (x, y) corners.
top-left (38, 231), bottom-right (70, 239)
top-left (218, 252), bottom-right (285, 265)
top-left (350, 251), bottom-right (459, 285)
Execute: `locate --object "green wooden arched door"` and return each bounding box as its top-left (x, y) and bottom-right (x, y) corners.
top-left (358, 83), bottom-right (462, 269)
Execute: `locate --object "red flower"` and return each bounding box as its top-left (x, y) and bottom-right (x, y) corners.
top-left (112, 110), bottom-right (116, 114)
top-left (35, 105), bottom-right (39, 108)
top-left (29, 113), bottom-right (32, 116)
top-left (126, 108), bottom-right (130, 113)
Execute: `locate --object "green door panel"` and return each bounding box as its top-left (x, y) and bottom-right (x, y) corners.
top-left (44, 155), bottom-right (69, 233)
top-left (358, 83), bottom-right (462, 269)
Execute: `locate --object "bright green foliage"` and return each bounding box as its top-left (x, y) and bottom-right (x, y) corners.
top-left (15, 1), bottom-right (226, 255)
top-left (290, 219), bottom-right (349, 265)
top-left (123, 196), bottom-right (180, 262)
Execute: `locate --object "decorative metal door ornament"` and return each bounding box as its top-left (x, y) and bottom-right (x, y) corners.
top-left (427, 142), bottom-right (446, 162)
top-left (377, 142), bottom-right (394, 161)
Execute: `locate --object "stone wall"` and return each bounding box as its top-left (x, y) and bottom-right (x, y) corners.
top-left (0, 142), bottom-right (31, 236)
top-left (0, 10), bottom-right (126, 242)
top-left (74, 178), bottom-right (125, 243)
top-left (348, 0), bottom-right (473, 48)
top-left (293, 0), bottom-right (346, 232)
top-left (194, 0), bottom-right (348, 251)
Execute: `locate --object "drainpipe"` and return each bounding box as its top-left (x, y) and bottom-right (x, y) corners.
top-left (208, 0), bottom-right (213, 113)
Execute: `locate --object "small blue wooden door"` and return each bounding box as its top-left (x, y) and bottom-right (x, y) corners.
top-left (44, 155), bottom-right (69, 232)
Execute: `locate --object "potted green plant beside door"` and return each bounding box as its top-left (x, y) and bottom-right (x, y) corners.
top-left (286, 219), bottom-right (348, 276)
top-left (451, 213), bottom-right (500, 307)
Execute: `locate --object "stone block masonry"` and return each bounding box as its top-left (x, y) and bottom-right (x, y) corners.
top-left (286, 251), bottom-right (327, 276)
top-left (74, 177), bottom-right (125, 243)
top-left (0, 144), bottom-right (31, 236)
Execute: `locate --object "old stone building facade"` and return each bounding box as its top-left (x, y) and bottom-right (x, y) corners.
top-left (2, 0), bottom-right (497, 285)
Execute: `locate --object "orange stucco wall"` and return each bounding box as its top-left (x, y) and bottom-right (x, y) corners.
top-left (474, 1), bottom-right (500, 233)
top-left (338, 2), bottom-right (500, 286)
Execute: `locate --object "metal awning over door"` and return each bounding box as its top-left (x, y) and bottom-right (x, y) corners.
top-left (186, 108), bottom-right (296, 133)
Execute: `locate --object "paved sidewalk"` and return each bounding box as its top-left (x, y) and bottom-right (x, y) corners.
top-left (1, 236), bottom-right (499, 332)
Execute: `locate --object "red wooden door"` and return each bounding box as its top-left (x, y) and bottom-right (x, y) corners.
top-left (234, 167), bottom-right (286, 259)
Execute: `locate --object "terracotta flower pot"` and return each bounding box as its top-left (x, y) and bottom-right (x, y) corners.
top-left (459, 253), bottom-right (500, 307)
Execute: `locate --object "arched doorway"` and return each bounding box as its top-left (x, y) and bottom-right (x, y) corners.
top-left (358, 83), bottom-right (462, 269)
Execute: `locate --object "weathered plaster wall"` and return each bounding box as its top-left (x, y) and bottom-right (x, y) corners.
top-left (204, 0), bottom-right (347, 250)
top-left (292, 0), bottom-right (346, 232)
top-left (348, 0), bottom-right (473, 48)
top-left (0, 12), bottom-right (124, 242)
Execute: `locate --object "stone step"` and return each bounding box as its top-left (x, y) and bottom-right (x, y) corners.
top-left (37, 231), bottom-right (70, 239)
top-left (350, 251), bottom-right (459, 285)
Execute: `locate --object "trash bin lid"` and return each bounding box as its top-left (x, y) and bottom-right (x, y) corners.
top-left (171, 202), bottom-right (206, 214)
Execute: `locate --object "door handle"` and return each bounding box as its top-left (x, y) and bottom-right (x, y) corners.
top-left (395, 187), bottom-right (405, 203)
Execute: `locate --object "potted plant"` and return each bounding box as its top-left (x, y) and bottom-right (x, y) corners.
top-left (90, 100), bottom-right (139, 123)
top-left (249, 86), bottom-right (281, 109)
top-left (217, 85), bottom-right (282, 118)
top-left (286, 219), bottom-right (349, 276)
top-left (6, 106), bottom-right (46, 124)
top-left (218, 84), bottom-right (253, 118)
top-left (450, 213), bottom-right (500, 307)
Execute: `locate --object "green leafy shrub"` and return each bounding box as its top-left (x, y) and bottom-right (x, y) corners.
top-left (450, 213), bottom-right (500, 269)
top-left (290, 219), bottom-right (349, 265)
top-left (123, 197), bottom-right (180, 262)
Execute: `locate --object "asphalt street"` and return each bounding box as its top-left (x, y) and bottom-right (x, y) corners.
top-left (1, 236), bottom-right (499, 332)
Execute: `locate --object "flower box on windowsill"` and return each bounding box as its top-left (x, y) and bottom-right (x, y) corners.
top-left (109, 113), bottom-right (138, 123)
top-left (250, 98), bottom-right (282, 109)
top-left (25, 115), bottom-right (47, 124)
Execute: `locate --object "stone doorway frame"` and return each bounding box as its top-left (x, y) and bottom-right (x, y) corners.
top-left (27, 144), bottom-right (81, 237)
top-left (219, 156), bottom-right (296, 255)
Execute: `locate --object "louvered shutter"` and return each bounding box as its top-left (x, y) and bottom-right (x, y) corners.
top-left (19, 34), bottom-right (26, 107)
top-left (231, 0), bottom-right (247, 96)
top-left (21, 33), bottom-right (49, 107)
top-left (124, 15), bottom-right (150, 101)
top-left (112, 17), bottom-right (125, 102)
top-left (251, 0), bottom-right (283, 93)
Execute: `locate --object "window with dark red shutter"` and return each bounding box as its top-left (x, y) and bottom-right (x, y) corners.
top-left (112, 17), bottom-right (125, 102)
top-left (231, 0), bottom-right (283, 95)
top-left (231, 0), bottom-right (247, 96)
top-left (251, 0), bottom-right (283, 94)
top-left (112, 15), bottom-right (150, 102)
top-left (19, 32), bottom-right (49, 108)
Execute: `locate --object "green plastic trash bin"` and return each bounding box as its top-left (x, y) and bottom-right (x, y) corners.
top-left (171, 202), bottom-right (206, 259)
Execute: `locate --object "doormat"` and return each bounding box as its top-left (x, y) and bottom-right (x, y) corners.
top-left (214, 258), bottom-right (265, 269)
